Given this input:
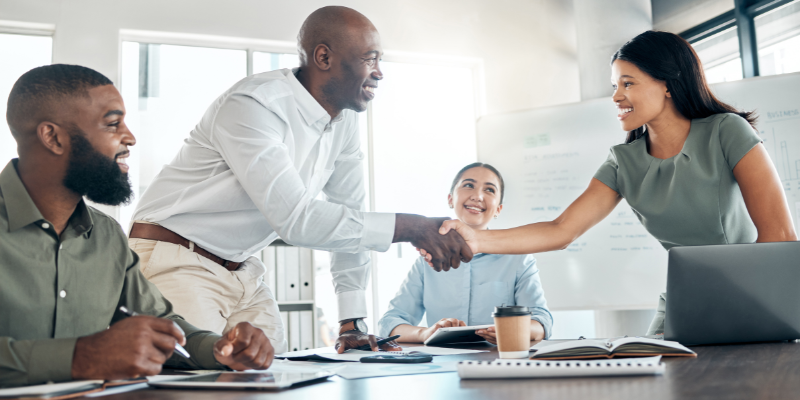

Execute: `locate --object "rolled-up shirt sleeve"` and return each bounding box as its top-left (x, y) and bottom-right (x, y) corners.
top-left (378, 259), bottom-right (427, 337)
top-left (515, 255), bottom-right (554, 339)
top-left (210, 94), bottom-right (393, 253)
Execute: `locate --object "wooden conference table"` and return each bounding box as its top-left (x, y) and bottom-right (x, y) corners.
top-left (103, 340), bottom-right (800, 400)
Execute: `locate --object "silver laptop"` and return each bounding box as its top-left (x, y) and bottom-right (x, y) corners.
top-left (664, 242), bottom-right (800, 346)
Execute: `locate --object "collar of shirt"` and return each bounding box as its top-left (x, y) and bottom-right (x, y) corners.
top-left (287, 68), bottom-right (345, 132)
top-left (1, 159), bottom-right (94, 238)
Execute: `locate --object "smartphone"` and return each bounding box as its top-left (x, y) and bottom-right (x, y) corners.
top-left (359, 354), bottom-right (433, 363)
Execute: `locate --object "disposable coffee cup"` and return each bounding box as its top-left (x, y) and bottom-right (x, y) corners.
top-left (492, 305), bottom-right (531, 359)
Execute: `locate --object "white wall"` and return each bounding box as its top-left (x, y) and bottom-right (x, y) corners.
top-left (0, 0), bottom-right (581, 115)
top-left (574, 0), bottom-right (652, 100)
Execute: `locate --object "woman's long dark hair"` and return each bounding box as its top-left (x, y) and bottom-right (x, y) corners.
top-left (611, 30), bottom-right (757, 144)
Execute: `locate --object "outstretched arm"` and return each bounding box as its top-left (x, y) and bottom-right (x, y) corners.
top-left (439, 178), bottom-right (622, 255)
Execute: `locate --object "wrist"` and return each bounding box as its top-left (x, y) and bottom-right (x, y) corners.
top-left (393, 214), bottom-right (423, 243)
top-left (339, 318), bottom-right (368, 335)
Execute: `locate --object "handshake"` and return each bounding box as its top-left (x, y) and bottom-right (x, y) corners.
top-left (394, 214), bottom-right (478, 271)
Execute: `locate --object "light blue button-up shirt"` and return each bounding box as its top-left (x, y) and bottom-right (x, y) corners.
top-left (378, 253), bottom-right (553, 339)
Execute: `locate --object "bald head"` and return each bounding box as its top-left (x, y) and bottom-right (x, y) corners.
top-left (297, 6), bottom-right (377, 66)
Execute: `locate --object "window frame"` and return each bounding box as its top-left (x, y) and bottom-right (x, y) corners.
top-left (680, 0), bottom-right (799, 78)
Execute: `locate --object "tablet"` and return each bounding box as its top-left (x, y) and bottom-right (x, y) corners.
top-left (423, 324), bottom-right (494, 346)
top-left (149, 371), bottom-right (333, 390)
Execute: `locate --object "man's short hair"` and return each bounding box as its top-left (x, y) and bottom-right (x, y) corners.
top-left (6, 64), bottom-right (113, 139)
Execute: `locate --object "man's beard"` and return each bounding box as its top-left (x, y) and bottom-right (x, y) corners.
top-left (63, 129), bottom-right (133, 206)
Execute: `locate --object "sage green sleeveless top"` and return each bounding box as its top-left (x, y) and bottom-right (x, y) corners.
top-left (593, 113), bottom-right (762, 250)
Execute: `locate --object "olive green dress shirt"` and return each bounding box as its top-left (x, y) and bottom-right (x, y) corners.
top-left (0, 160), bottom-right (223, 388)
top-left (594, 113), bottom-right (762, 250)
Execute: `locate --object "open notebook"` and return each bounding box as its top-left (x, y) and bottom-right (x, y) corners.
top-left (530, 337), bottom-right (696, 360)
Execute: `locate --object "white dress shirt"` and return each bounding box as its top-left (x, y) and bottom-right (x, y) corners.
top-left (132, 68), bottom-right (395, 320)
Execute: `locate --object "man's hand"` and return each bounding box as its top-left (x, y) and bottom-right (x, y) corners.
top-left (475, 326), bottom-right (498, 345)
top-left (418, 318), bottom-right (466, 342)
top-left (72, 316), bottom-right (185, 380)
top-left (214, 322), bottom-right (274, 370)
top-left (418, 220), bottom-right (479, 266)
top-left (394, 214), bottom-right (473, 272)
top-left (335, 331), bottom-right (402, 353)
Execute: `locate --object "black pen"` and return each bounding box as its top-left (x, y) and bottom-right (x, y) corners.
top-left (354, 335), bottom-right (402, 351)
top-left (119, 306), bottom-right (191, 358)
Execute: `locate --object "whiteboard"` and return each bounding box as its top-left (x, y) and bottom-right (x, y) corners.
top-left (477, 71), bottom-right (800, 311)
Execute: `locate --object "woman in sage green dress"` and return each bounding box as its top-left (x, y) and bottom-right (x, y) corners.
top-left (427, 31), bottom-right (798, 335)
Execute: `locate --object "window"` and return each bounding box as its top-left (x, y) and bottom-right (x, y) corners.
top-left (118, 42), bottom-right (247, 230)
top-left (0, 33), bottom-right (52, 166)
top-left (252, 52), bottom-right (299, 74)
top-left (756, 0), bottom-right (800, 76)
top-left (682, 0), bottom-right (800, 81)
top-left (369, 61), bottom-right (478, 327)
top-left (692, 26), bottom-right (743, 83)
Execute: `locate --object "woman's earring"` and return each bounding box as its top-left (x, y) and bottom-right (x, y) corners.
top-left (449, 204), bottom-right (454, 209)
top-left (494, 215), bottom-right (499, 219)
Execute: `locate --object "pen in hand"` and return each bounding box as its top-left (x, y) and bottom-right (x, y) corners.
top-left (119, 306), bottom-right (191, 359)
top-left (353, 335), bottom-right (402, 351)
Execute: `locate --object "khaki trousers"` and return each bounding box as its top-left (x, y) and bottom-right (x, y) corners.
top-left (128, 238), bottom-right (288, 354)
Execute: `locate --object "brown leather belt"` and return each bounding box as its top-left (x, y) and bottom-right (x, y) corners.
top-left (129, 223), bottom-right (242, 272)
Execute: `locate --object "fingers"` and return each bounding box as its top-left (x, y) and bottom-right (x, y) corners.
top-left (215, 323), bottom-right (274, 370)
top-left (368, 335), bottom-right (379, 352)
top-left (380, 339), bottom-right (402, 352)
top-left (439, 220), bottom-right (458, 235)
top-left (149, 318), bottom-right (187, 346)
top-left (438, 318), bottom-right (463, 328)
top-left (149, 331), bottom-right (178, 359)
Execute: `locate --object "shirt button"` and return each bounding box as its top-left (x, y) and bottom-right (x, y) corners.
top-left (42, 223), bottom-right (50, 229)
top-left (59, 290), bottom-right (67, 298)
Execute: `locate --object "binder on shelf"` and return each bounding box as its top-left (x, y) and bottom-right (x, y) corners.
top-left (299, 248), bottom-right (314, 300)
top-left (262, 247), bottom-right (277, 294)
top-left (300, 310), bottom-right (314, 351)
top-left (289, 311), bottom-right (301, 352)
top-left (284, 247), bottom-right (301, 301)
top-left (276, 247), bottom-right (287, 301)
top-left (279, 311), bottom-right (290, 351)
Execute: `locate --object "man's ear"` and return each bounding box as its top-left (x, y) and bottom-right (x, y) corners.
top-left (313, 44), bottom-right (333, 71)
top-left (37, 121), bottom-right (68, 156)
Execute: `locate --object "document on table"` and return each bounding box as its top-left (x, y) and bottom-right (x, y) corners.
top-left (335, 362), bottom-right (458, 379)
top-left (277, 346), bottom-right (488, 362)
top-left (262, 359), bottom-right (458, 380)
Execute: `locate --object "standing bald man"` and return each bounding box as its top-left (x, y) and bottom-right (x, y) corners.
top-left (130, 6), bottom-right (472, 353)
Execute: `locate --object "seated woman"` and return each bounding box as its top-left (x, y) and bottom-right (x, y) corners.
top-left (378, 163), bottom-right (553, 344)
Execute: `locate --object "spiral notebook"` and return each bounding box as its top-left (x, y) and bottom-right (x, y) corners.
top-left (457, 356), bottom-right (665, 379)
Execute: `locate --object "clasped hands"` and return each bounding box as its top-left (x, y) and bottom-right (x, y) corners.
top-left (72, 316), bottom-right (273, 381)
top-left (414, 218), bottom-right (478, 267)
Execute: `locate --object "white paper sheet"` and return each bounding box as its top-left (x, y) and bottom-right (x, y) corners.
top-left (0, 380), bottom-right (103, 398)
top-left (400, 345), bottom-right (489, 356)
top-left (335, 362), bottom-right (458, 379)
